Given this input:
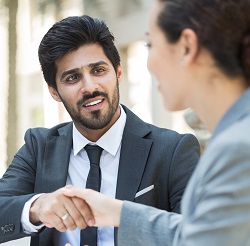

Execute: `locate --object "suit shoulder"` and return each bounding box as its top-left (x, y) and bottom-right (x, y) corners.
top-left (211, 115), bottom-right (250, 153)
top-left (145, 122), bottom-right (197, 142)
top-left (24, 122), bottom-right (72, 141)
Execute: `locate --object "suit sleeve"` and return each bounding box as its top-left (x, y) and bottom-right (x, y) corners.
top-left (168, 133), bottom-right (200, 213)
top-left (176, 133), bottom-right (250, 245)
top-left (118, 201), bottom-right (182, 246)
top-left (0, 129), bottom-right (39, 242)
top-left (117, 134), bottom-right (250, 246)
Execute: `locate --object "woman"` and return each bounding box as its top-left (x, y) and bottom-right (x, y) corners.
top-left (64, 0), bottom-right (250, 245)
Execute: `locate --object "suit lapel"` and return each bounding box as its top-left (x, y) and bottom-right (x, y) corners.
top-left (41, 123), bottom-right (73, 193)
top-left (115, 132), bottom-right (152, 201)
top-left (115, 106), bottom-right (153, 201)
top-left (114, 106), bottom-right (152, 245)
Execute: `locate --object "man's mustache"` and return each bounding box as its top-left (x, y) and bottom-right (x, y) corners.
top-left (77, 91), bottom-right (109, 107)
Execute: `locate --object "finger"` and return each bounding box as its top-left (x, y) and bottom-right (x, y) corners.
top-left (71, 197), bottom-right (94, 228)
top-left (42, 212), bottom-right (67, 232)
top-left (58, 210), bottom-right (77, 231)
top-left (41, 197), bottom-right (74, 231)
top-left (50, 192), bottom-right (83, 230)
top-left (60, 195), bottom-right (92, 230)
top-left (61, 199), bottom-right (86, 230)
top-left (63, 187), bottom-right (90, 199)
top-left (44, 222), bottom-right (53, 228)
top-left (63, 188), bottom-right (95, 226)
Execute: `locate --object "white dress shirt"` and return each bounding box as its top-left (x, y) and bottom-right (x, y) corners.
top-left (21, 106), bottom-right (127, 246)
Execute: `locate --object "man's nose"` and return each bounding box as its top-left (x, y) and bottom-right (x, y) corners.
top-left (80, 75), bottom-right (98, 93)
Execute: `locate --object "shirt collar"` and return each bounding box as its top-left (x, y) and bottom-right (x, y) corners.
top-left (72, 105), bottom-right (127, 156)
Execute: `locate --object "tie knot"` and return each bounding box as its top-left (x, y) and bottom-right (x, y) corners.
top-left (84, 144), bottom-right (103, 165)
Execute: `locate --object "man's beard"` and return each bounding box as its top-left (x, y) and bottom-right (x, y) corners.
top-left (59, 83), bottom-right (120, 130)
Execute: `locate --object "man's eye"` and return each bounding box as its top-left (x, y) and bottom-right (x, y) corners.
top-left (67, 74), bottom-right (79, 81)
top-left (93, 68), bottom-right (105, 74)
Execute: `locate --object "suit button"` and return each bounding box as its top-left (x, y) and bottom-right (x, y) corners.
top-left (1, 224), bottom-right (15, 233)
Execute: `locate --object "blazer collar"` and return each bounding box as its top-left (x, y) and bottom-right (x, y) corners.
top-left (121, 104), bottom-right (152, 138)
top-left (213, 88), bottom-right (250, 139)
top-left (42, 122), bottom-right (73, 193)
top-left (116, 105), bottom-right (153, 201)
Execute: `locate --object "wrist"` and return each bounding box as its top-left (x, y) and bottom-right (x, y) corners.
top-left (113, 200), bottom-right (123, 227)
top-left (29, 195), bottom-right (44, 224)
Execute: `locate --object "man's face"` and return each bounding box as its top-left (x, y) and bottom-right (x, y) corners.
top-left (49, 44), bottom-right (122, 135)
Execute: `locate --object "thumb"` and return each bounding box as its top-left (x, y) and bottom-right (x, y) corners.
top-left (63, 187), bottom-right (88, 200)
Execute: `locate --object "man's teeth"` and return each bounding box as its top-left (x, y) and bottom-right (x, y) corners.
top-left (85, 100), bottom-right (102, 107)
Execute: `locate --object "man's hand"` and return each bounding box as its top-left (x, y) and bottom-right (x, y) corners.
top-left (63, 186), bottom-right (123, 227)
top-left (29, 187), bottom-right (93, 232)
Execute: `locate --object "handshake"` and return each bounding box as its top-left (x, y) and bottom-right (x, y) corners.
top-left (29, 185), bottom-right (123, 232)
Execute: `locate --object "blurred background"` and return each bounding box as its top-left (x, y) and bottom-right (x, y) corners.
top-left (0, 0), bottom-right (210, 244)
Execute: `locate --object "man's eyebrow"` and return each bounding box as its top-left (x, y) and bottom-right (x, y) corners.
top-left (88, 60), bottom-right (109, 68)
top-left (60, 68), bottom-right (79, 81)
top-left (60, 61), bottom-right (109, 81)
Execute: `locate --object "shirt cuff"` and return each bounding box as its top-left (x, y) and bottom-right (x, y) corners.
top-left (21, 194), bottom-right (45, 234)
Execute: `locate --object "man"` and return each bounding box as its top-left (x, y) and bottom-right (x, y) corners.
top-left (0, 15), bottom-right (200, 246)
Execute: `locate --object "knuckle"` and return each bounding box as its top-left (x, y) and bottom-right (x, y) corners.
top-left (57, 223), bottom-right (66, 232)
top-left (41, 209), bottom-right (53, 219)
top-left (74, 212), bottom-right (82, 221)
top-left (64, 218), bottom-right (76, 231)
top-left (77, 220), bottom-right (87, 229)
top-left (66, 220), bottom-right (75, 228)
top-left (77, 199), bottom-right (86, 210)
top-left (50, 199), bottom-right (58, 206)
top-left (68, 225), bottom-right (77, 231)
top-left (78, 223), bottom-right (87, 230)
top-left (67, 223), bottom-right (77, 231)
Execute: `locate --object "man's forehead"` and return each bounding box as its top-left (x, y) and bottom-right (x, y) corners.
top-left (56, 45), bottom-right (112, 70)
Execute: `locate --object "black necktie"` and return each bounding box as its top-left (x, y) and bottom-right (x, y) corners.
top-left (81, 144), bottom-right (103, 246)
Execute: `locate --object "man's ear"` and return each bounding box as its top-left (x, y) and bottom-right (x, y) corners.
top-left (116, 64), bottom-right (123, 85)
top-left (179, 28), bottom-right (199, 66)
top-left (48, 85), bottom-right (62, 102)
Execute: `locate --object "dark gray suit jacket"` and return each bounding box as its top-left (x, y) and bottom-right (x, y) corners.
top-left (0, 105), bottom-right (200, 245)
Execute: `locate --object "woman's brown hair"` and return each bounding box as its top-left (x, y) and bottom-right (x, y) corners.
top-left (157, 0), bottom-right (250, 85)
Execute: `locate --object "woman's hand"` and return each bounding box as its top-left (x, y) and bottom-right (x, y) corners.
top-left (63, 185), bottom-right (123, 227)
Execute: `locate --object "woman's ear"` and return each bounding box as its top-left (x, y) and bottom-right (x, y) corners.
top-left (48, 85), bottom-right (62, 102)
top-left (179, 28), bottom-right (199, 66)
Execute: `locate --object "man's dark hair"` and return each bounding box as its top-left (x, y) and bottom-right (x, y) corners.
top-left (38, 15), bottom-right (121, 88)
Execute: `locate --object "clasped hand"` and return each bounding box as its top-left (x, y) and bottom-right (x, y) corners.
top-left (29, 185), bottom-right (123, 232)
top-left (29, 186), bottom-right (94, 232)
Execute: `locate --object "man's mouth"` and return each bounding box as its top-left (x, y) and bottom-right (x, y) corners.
top-left (84, 99), bottom-right (102, 107)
